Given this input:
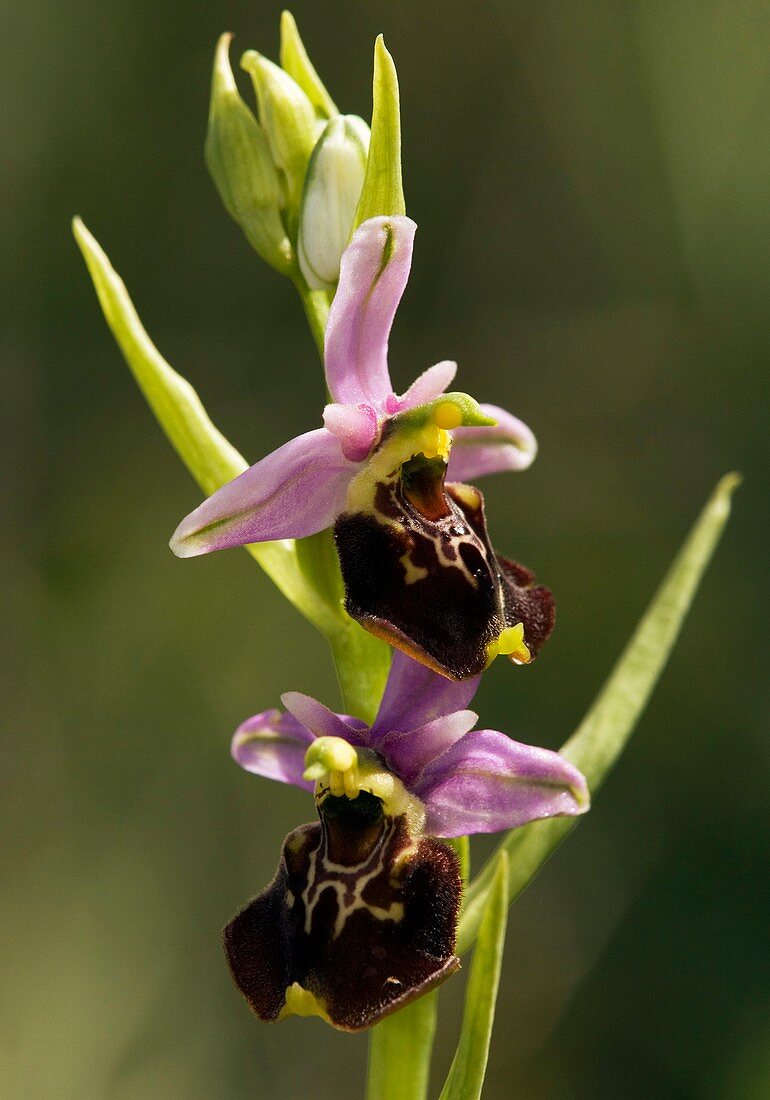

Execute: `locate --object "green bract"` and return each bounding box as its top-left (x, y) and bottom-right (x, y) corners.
top-left (279, 10), bottom-right (338, 119)
top-left (241, 50), bottom-right (320, 213)
top-left (205, 34), bottom-right (292, 274)
top-left (355, 36), bottom-right (405, 226)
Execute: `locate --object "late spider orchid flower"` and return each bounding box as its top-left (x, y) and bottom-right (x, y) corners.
top-left (223, 651), bottom-right (589, 1030)
top-left (171, 215), bottom-right (553, 679)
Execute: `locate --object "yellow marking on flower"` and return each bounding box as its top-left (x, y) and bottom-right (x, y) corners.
top-left (485, 623), bottom-right (531, 666)
top-left (418, 424), bottom-right (452, 461)
top-left (399, 551), bottom-right (429, 585)
top-left (279, 982), bottom-right (331, 1022)
top-left (304, 737), bottom-right (360, 798)
top-left (433, 400), bottom-right (464, 430)
top-left (448, 482), bottom-right (481, 509)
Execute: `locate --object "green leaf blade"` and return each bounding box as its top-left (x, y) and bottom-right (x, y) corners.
top-left (459, 473), bottom-right (741, 952)
top-left (73, 217), bottom-right (248, 496)
top-left (72, 219), bottom-right (325, 623)
top-left (440, 852), bottom-right (509, 1100)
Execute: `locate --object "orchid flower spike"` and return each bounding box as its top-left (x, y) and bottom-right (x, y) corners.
top-left (171, 216), bottom-right (551, 679)
top-left (223, 651), bottom-right (589, 1030)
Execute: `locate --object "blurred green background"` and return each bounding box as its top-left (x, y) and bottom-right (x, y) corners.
top-left (2, 1), bottom-right (769, 1096)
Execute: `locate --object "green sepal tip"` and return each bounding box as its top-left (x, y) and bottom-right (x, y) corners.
top-left (205, 33), bottom-right (293, 274)
top-left (355, 35), bottom-right (406, 227)
top-left (241, 49), bottom-right (319, 213)
top-left (280, 10), bottom-right (339, 119)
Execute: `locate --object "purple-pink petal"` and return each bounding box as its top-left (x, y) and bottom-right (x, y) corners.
top-left (324, 216), bottom-right (416, 408)
top-left (369, 710), bottom-right (478, 788)
top-left (414, 730), bottom-right (590, 838)
top-left (323, 402), bottom-right (379, 462)
top-left (385, 360), bottom-right (457, 415)
top-left (280, 692), bottom-right (369, 745)
top-left (232, 709), bottom-right (316, 792)
top-left (169, 429), bottom-right (356, 557)
top-left (447, 403), bottom-right (537, 482)
top-left (371, 650), bottom-right (481, 737)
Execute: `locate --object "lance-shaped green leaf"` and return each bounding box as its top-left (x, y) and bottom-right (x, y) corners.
top-left (366, 992), bottom-right (439, 1100)
top-left (279, 10), bottom-right (338, 119)
top-left (71, 218), bottom-right (356, 648)
top-left (440, 852), bottom-right (508, 1100)
top-left (458, 473), bottom-right (740, 952)
top-left (354, 35), bottom-right (405, 227)
top-left (205, 33), bottom-right (293, 274)
top-left (241, 50), bottom-right (319, 213)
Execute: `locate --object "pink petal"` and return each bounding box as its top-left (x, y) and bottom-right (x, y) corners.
top-left (170, 429), bottom-right (356, 557)
top-left (323, 402), bottom-right (379, 462)
top-left (415, 730), bottom-right (590, 837)
top-left (385, 360), bottom-right (458, 414)
top-left (448, 403), bottom-right (537, 481)
top-left (324, 216), bottom-right (416, 407)
top-left (369, 710), bottom-right (478, 788)
top-left (281, 692), bottom-right (369, 744)
top-left (232, 709), bottom-right (316, 791)
top-left (372, 650), bottom-right (481, 734)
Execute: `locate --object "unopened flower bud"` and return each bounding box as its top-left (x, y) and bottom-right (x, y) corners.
top-left (241, 50), bottom-right (320, 213)
top-left (297, 115), bottom-right (370, 290)
top-left (205, 34), bottom-right (292, 274)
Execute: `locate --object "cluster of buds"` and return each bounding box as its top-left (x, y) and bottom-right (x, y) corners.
top-left (206, 12), bottom-right (372, 290)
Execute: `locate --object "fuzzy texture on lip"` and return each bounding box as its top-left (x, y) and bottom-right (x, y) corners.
top-left (232, 649), bottom-right (590, 838)
top-left (225, 650), bottom-right (588, 1031)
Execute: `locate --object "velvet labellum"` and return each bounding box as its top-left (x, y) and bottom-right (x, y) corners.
top-left (226, 655), bottom-right (590, 1029)
top-left (335, 421), bottom-right (555, 679)
top-left (224, 774), bottom-right (461, 1031)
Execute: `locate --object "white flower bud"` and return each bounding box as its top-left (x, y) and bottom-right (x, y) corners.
top-left (297, 115), bottom-right (370, 290)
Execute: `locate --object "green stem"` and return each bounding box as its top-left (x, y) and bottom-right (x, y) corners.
top-left (366, 993), bottom-right (439, 1100)
top-left (293, 272), bottom-right (331, 360)
top-left (293, 528), bottom-right (390, 723)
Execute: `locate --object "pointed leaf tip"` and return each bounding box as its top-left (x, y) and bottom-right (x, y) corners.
top-left (212, 32), bottom-right (236, 94)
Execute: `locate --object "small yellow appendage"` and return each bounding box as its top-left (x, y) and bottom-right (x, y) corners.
top-left (486, 623), bottom-right (531, 666)
top-left (304, 736), bottom-right (360, 798)
top-left (279, 982), bottom-right (331, 1022)
top-left (433, 400), bottom-right (464, 430)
